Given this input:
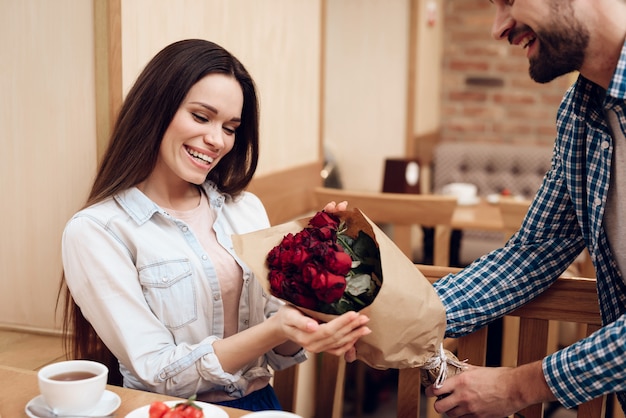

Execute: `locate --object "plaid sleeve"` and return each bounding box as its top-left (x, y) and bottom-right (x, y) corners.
top-left (543, 314), bottom-right (626, 408)
top-left (434, 141), bottom-right (586, 337)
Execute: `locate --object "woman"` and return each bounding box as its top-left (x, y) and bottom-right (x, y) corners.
top-left (60, 39), bottom-right (369, 411)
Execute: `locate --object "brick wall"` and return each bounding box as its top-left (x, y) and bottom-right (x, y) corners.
top-left (440, 0), bottom-right (574, 146)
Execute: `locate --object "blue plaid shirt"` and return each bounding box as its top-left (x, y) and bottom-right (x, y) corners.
top-left (434, 40), bottom-right (626, 411)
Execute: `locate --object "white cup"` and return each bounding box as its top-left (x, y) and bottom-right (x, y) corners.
top-left (441, 182), bottom-right (478, 205)
top-left (37, 360), bottom-right (108, 415)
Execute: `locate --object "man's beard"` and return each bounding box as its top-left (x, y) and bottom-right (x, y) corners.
top-left (523, 0), bottom-right (589, 84)
top-left (529, 24), bottom-right (589, 84)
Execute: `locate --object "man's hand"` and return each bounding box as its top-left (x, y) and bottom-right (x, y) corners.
top-left (424, 361), bottom-right (556, 418)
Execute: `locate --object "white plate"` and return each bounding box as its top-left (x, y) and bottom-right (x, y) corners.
top-left (25, 389), bottom-right (121, 417)
top-left (125, 399), bottom-right (229, 418)
top-left (241, 412), bottom-right (303, 417)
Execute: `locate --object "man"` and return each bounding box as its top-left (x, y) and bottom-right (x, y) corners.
top-left (422, 0), bottom-right (626, 416)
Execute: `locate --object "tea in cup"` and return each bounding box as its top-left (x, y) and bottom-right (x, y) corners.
top-left (37, 360), bottom-right (108, 415)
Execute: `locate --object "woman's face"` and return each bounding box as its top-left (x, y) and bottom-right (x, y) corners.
top-left (156, 73), bottom-right (243, 186)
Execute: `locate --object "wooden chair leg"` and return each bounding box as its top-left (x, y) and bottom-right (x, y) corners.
top-left (426, 396), bottom-right (441, 418)
top-left (397, 368), bottom-right (421, 418)
top-left (314, 354), bottom-right (346, 418)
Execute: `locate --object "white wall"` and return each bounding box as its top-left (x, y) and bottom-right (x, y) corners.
top-left (324, 0), bottom-right (410, 192)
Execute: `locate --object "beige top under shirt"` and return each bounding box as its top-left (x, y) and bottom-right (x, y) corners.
top-left (604, 108), bottom-right (626, 285)
top-left (165, 190), bottom-right (243, 338)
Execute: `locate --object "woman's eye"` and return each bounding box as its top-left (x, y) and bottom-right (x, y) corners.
top-left (223, 127), bottom-right (236, 135)
top-left (191, 112), bottom-right (208, 123)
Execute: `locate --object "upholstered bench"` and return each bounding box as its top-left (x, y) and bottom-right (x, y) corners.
top-left (429, 141), bottom-right (553, 266)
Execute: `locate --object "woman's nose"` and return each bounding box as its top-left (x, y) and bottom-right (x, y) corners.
top-left (203, 126), bottom-right (224, 148)
top-left (491, 5), bottom-right (514, 41)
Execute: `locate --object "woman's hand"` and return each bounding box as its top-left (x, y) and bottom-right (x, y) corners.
top-left (323, 200), bottom-right (348, 213)
top-left (274, 305), bottom-right (370, 356)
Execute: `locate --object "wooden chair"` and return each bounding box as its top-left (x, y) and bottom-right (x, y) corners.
top-left (313, 187), bottom-right (457, 266)
top-left (310, 264), bottom-right (610, 418)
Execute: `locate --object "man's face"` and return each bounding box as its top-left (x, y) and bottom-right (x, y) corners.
top-left (492, 0), bottom-right (589, 83)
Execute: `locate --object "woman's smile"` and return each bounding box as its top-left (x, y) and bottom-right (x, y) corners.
top-left (185, 145), bottom-right (215, 168)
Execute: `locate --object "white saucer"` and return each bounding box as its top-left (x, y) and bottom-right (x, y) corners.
top-left (25, 389), bottom-right (121, 418)
top-left (486, 193), bottom-right (500, 204)
top-left (125, 399), bottom-right (228, 418)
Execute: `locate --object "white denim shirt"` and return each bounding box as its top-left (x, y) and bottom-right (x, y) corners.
top-left (62, 181), bottom-right (306, 400)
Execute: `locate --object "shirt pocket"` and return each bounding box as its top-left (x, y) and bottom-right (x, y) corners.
top-left (138, 259), bottom-right (197, 329)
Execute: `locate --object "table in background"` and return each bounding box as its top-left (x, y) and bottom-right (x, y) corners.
top-left (0, 364), bottom-right (247, 418)
top-left (451, 199), bottom-right (503, 231)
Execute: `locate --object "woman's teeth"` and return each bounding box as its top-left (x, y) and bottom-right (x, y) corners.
top-left (186, 147), bottom-right (214, 164)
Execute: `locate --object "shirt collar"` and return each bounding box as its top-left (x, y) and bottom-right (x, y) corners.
top-left (114, 181), bottom-right (226, 226)
top-left (567, 39), bottom-right (626, 118)
top-left (607, 38), bottom-right (626, 100)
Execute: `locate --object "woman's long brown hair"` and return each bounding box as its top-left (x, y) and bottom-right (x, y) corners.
top-left (57, 39), bottom-right (260, 385)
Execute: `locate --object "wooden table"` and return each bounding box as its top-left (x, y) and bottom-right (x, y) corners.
top-left (0, 365), bottom-right (248, 418)
top-left (451, 199), bottom-right (503, 231)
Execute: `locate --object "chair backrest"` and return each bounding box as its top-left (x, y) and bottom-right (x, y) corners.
top-left (313, 187), bottom-right (457, 266)
top-left (396, 264), bottom-right (605, 418)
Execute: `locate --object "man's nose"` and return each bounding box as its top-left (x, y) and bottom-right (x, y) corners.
top-left (491, 6), bottom-right (514, 41)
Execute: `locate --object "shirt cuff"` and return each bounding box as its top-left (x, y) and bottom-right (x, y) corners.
top-left (266, 347), bottom-right (308, 371)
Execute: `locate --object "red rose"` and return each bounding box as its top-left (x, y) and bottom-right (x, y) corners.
top-left (265, 210), bottom-right (381, 314)
top-left (326, 250), bottom-right (352, 275)
top-left (269, 270), bottom-right (287, 293)
top-left (311, 271), bottom-right (346, 303)
top-left (290, 291), bottom-right (319, 310)
top-left (309, 211), bottom-right (340, 229)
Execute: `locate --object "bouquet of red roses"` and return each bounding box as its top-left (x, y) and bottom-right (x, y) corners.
top-left (266, 210), bottom-right (382, 315)
top-left (233, 207), bottom-right (460, 374)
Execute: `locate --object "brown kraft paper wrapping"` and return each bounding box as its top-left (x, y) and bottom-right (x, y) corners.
top-left (231, 208), bottom-right (447, 370)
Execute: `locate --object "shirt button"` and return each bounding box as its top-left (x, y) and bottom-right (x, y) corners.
top-left (182, 226), bottom-right (188, 232)
top-left (594, 198), bottom-right (602, 206)
top-left (601, 141), bottom-right (609, 149)
top-left (202, 254), bottom-right (208, 260)
top-left (162, 277), bottom-right (168, 282)
top-left (213, 294), bottom-right (220, 301)
top-left (243, 319), bottom-right (249, 325)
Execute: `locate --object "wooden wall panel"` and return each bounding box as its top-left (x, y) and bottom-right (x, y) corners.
top-left (119, 0), bottom-right (323, 178)
top-left (0, 1), bottom-right (96, 332)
